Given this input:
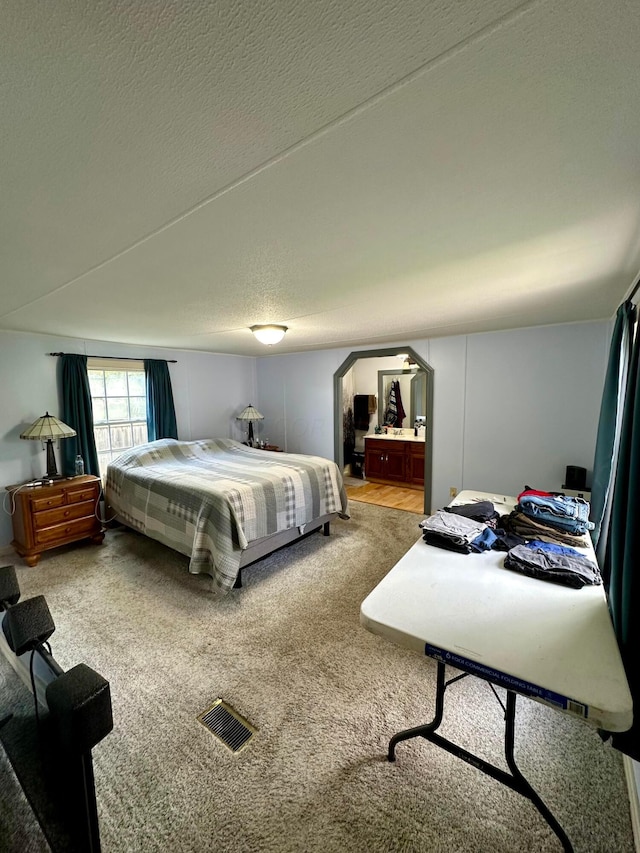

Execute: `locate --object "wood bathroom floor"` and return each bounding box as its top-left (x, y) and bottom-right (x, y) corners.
top-left (345, 482), bottom-right (425, 514)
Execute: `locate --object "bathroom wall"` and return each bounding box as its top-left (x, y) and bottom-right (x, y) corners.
top-left (352, 355), bottom-right (413, 445)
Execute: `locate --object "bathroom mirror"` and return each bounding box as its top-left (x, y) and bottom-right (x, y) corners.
top-left (378, 368), bottom-right (426, 427)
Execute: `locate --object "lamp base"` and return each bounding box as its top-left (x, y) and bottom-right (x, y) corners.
top-left (45, 439), bottom-right (60, 479)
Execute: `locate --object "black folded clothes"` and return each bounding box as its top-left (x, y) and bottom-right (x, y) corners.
top-left (504, 541), bottom-right (601, 589)
top-left (444, 501), bottom-right (500, 527)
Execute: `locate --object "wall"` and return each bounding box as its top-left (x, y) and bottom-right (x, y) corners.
top-left (0, 320), bottom-right (610, 547)
top-left (0, 330), bottom-right (256, 548)
top-left (256, 321), bottom-right (610, 511)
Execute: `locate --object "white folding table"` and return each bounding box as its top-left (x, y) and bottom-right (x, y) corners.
top-left (360, 491), bottom-right (633, 852)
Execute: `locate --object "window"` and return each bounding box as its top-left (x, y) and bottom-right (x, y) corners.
top-left (88, 359), bottom-right (148, 477)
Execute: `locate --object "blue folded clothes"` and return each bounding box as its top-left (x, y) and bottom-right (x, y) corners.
top-left (518, 494), bottom-right (594, 536)
top-left (470, 527), bottom-right (498, 552)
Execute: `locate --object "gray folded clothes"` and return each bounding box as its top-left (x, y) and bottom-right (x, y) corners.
top-left (505, 510), bottom-right (590, 547)
top-left (504, 543), bottom-right (601, 589)
top-left (420, 510), bottom-right (487, 546)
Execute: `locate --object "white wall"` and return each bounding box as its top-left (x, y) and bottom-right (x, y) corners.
top-left (257, 321), bottom-right (610, 511)
top-left (254, 348), bottom-right (343, 458)
top-left (461, 323), bottom-right (609, 497)
top-left (0, 330), bottom-right (256, 548)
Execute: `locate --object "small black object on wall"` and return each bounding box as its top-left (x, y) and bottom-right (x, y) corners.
top-left (565, 466), bottom-right (587, 490)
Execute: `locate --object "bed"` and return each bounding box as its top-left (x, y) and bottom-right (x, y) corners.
top-left (105, 438), bottom-right (349, 594)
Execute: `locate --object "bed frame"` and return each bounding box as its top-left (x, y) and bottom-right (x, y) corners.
top-left (233, 511), bottom-right (338, 587)
top-left (113, 510), bottom-right (340, 590)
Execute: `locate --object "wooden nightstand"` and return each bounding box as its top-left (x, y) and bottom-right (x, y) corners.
top-left (6, 475), bottom-right (105, 566)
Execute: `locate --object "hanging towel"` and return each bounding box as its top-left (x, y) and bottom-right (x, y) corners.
top-left (353, 395), bottom-right (371, 431)
top-left (383, 382), bottom-right (397, 425)
top-left (384, 381), bottom-right (406, 427)
top-left (394, 381), bottom-right (406, 426)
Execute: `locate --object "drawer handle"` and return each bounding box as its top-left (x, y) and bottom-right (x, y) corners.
top-left (64, 510), bottom-right (70, 517)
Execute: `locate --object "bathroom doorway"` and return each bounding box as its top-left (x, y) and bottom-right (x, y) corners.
top-left (333, 346), bottom-right (434, 515)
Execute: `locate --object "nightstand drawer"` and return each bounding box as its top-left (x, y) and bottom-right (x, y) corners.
top-left (35, 516), bottom-right (98, 546)
top-left (34, 500), bottom-right (96, 530)
top-left (67, 485), bottom-right (99, 504)
top-left (31, 493), bottom-right (65, 512)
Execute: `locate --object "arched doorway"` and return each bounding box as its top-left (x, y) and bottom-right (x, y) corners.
top-left (333, 346), bottom-right (434, 514)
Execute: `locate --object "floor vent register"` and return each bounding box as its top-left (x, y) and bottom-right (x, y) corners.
top-left (197, 698), bottom-right (256, 753)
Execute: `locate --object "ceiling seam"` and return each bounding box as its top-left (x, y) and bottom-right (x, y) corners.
top-left (0, 0), bottom-right (544, 322)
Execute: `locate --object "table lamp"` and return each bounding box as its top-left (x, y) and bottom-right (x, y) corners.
top-left (236, 405), bottom-right (264, 447)
top-left (20, 412), bottom-right (77, 479)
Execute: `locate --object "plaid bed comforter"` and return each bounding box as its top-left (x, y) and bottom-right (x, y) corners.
top-left (105, 438), bottom-right (349, 594)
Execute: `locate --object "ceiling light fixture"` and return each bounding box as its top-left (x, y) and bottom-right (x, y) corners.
top-left (250, 325), bottom-right (288, 346)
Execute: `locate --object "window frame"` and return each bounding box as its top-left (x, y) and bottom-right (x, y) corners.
top-left (87, 358), bottom-right (148, 477)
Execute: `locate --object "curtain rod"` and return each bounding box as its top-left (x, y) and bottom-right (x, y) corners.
top-left (48, 352), bottom-right (177, 363)
top-left (628, 277), bottom-right (640, 304)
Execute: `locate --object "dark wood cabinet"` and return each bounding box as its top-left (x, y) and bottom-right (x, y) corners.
top-left (364, 438), bottom-right (425, 489)
top-left (6, 476), bottom-right (105, 566)
top-left (406, 443), bottom-right (426, 486)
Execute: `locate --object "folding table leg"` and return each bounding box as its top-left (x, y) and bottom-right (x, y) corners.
top-left (386, 661), bottom-right (574, 852)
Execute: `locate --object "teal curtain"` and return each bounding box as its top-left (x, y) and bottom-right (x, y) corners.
top-left (59, 354), bottom-right (100, 477)
top-left (145, 359), bottom-right (178, 441)
top-left (590, 301), bottom-right (636, 566)
top-left (602, 307), bottom-right (640, 760)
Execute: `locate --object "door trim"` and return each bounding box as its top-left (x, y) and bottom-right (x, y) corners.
top-left (333, 346), bottom-right (433, 515)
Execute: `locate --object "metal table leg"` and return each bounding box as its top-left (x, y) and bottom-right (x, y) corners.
top-left (387, 661), bottom-right (574, 853)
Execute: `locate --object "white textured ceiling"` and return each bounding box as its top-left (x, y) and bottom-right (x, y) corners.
top-left (1, 0), bottom-right (639, 356)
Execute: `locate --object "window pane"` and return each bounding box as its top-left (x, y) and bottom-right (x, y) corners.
top-left (92, 397), bottom-right (107, 422)
top-left (98, 452), bottom-right (112, 476)
top-left (128, 371), bottom-right (145, 396)
top-left (110, 424), bottom-right (132, 450)
top-left (132, 423), bottom-right (148, 446)
top-left (90, 366), bottom-right (152, 476)
top-left (88, 370), bottom-right (105, 396)
top-left (107, 397), bottom-right (130, 421)
top-left (105, 371), bottom-right (128, 396)
top-left (94, 425), bottom-right (110, 452)
top-left (129, 396), bottom-right (146, 420)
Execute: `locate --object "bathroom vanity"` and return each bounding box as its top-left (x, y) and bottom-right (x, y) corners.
top-left (364, 432), bottom-right (425, 489)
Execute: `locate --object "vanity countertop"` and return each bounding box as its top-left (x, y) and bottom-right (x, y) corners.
top-left (365, 431), bottom-right (425, 443)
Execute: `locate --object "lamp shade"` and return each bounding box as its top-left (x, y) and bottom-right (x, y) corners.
top-left (20, 413), bottom-right (76, 441)
top-left (236, 405), bottom-right (264, 422)
top-left (250, 325), bottom-right (287, 345)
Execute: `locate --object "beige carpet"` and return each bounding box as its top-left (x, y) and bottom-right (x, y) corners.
top-left (7, 503), bottom-right (635, 853)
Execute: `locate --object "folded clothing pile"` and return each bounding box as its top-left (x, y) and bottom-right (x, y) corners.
top-left (504, 540), bottom-right (601, 588)
top-left (420, 501), bottom-right (524, 554)
top-left (516, 488), bottom-right (593, 533)
top-left (502, 509), bottom-right (591, 547)
top-left (420, 510), bottom-right (488, 554)
top-left (420, 489), bottom-right (600, 590)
